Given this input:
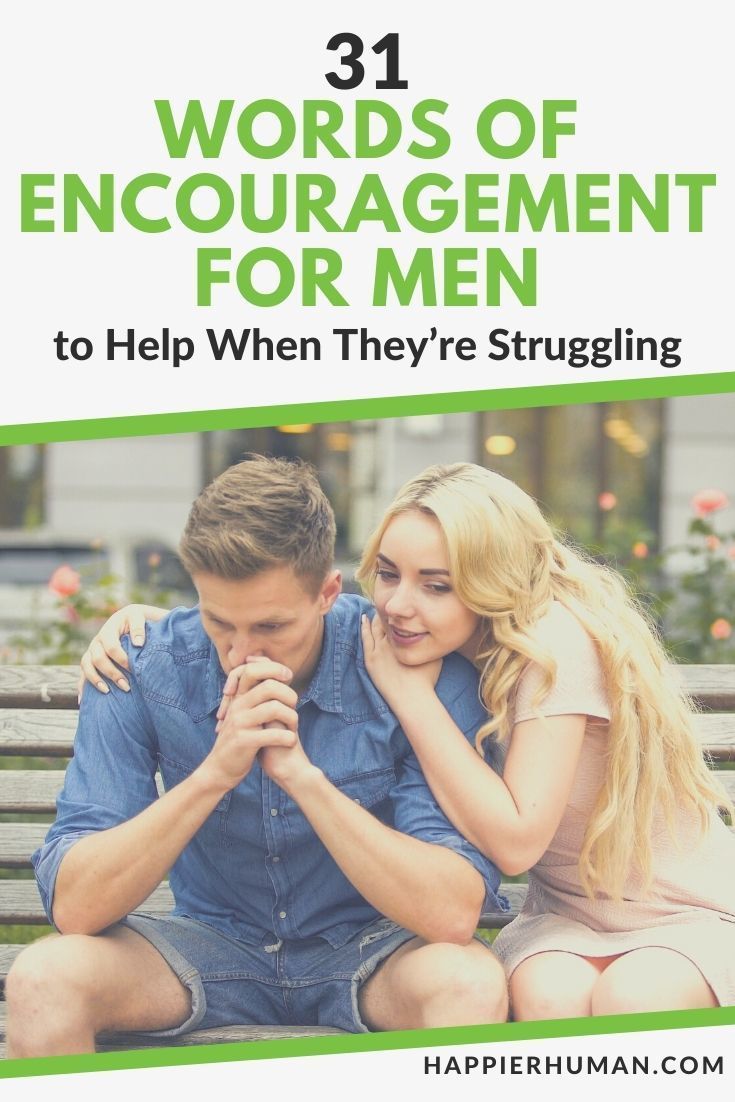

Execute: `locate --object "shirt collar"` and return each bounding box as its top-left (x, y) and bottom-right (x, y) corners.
top-left (203, 639), bottom-right (227, 715)
top-left (199, 605), bottom-right (344, 718)
top-left (297, 604), bottom-right (342, 714)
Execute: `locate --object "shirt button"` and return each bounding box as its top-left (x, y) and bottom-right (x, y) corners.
top-left (279, 910), bottom-right (287, 919)
top-left (272, 856), bottom-right (280, 863)
top-left (354, 798), bottom-right (361, 805)
top-left (270, 808), bottom-right (278, 817)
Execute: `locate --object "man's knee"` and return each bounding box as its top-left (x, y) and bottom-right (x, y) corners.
top-left (423, 942), bottom-right (508, 1021)
top-left (6, 934), bottom-right (97, 1018)
top-left (394, 942), bottom-right (507, 1026)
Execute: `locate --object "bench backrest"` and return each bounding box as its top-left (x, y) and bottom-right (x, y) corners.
top-left (1, 663), bottom-right (734, 995)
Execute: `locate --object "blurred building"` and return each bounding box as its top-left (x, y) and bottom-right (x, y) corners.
top-left (1, 394), bottom-right (734, 575)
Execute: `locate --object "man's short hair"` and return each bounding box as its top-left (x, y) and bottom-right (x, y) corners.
top-left (179, 454), bottom-right (336, 591)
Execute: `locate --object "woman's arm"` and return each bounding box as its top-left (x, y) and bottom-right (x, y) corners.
top-left (78, 604), bottom-right (169, 694)
top-left (390, 692), bottom-right (585, 875)
top-left (361, 615), bottom-right (587, 875)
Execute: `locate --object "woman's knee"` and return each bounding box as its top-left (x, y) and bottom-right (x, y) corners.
top-left (591, 949), bottom-right (717, 1016)
top-left (511, 953), bottom-right (599, 1021)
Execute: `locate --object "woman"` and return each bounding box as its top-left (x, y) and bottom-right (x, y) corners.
top-left (82, 463), bottom-right (735, 1019)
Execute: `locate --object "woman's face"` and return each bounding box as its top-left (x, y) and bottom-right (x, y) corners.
top-left (372, 511), bottom-right (482, 666)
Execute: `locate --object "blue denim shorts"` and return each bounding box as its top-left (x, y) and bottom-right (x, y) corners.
top-left (119, 911), bottom-right (417, 1035)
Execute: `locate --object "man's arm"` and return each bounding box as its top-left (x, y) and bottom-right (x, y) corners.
top-left (260, 742), bottom-right (488, 945)
top-left (40, 652), bottom-right (300, 935)
top-left (51, 768), bottom-right (237, 934)
top-left (231, 656), bottom-right (497, 944)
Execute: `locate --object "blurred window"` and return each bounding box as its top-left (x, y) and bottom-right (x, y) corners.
top-left (132, 543), bottom-right (193, 592)
top-left (0, 545), bottom-right (110, 585)
top-left (478, 401), bottom-right (664, 551)
top-left (0, 445), bottom-right (46, 528)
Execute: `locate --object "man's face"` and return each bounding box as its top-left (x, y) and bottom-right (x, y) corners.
top-left (194, 565), bottom-right (341, 693)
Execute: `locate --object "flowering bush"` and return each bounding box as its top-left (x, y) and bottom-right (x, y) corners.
top-left (6, 556), bottom-right (173, 665)
top-left (691, 488), bottom-right (729, 517)
top-left (609, 489), bottom-right (735, 664)
top-left (48, 565), bottom-right (82, 598)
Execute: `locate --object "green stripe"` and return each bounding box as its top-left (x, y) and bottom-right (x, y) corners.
top-left (2, 371), bottom-right (735, 446)
top-left (2, 1006), bottom-right (734, 1079)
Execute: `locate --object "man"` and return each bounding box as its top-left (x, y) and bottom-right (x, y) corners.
top-left (6, 456), bottom-right (507, 1056)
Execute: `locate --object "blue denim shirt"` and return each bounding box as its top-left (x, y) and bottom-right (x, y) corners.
top-left (33, 593), bottom-right (505, 947)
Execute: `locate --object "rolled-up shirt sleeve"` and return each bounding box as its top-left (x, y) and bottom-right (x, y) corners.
top-left (32, 649), bottom-right (159, 924)
top-left (389, 651), bottom-right (509, 916)
top-left (391, 748), bottom-right (508, 915)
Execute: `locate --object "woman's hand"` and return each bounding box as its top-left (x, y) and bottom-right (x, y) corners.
top-left (360, 613), bottom-right (442, 710)
top-left (78, 604), bottom-right (169, 697)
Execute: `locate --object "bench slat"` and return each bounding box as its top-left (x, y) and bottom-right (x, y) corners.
top-left (0, 770), bottom-right (165, 815)
top-left (0, 824), bottom-right (49, 866)
top-left (0, 667), bottom-right (80, 710)
top-left (0, 770), bottom-right (66, 814)
top-left (0, 710), bottom-right (77, 757)
top-left (0, 880), bottom-right (525, 930)
top-left (1, 664), bottom-right (734, 711)
top-left (480, 884), bottom-right (525, 927)
top-left (1, 709), bottom-right (734, 759)
top-left (676, 665), bottom-right (735, 710)
top-left (699, 714), bottom-right (735, 761)
top-left (0, 881), bottom-right (175, 926)
top-left (1, 772), bottom-right (733, 860)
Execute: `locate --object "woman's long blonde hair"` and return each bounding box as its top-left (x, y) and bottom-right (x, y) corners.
top-left (357, 463), bottom-right (729, 900)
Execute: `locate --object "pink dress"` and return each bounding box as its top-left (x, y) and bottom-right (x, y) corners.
top-left (492, 602), bottom-right (735, 1006)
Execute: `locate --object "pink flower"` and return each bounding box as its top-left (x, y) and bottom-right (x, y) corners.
top-left (691, 489), bottom-right (729, 517)
top-left (710, 618), bottom-right (732, 641)
top-left (727, 545), bottom-right (735, 560)
top-left (705, 535), bottom-right (721, 551)
top-left (632, 541), bottom-right (649, 559)
top-left (48, 564), bottom-right (81, 598)
top-left (147, 551), bottom-right (162, 568)
top-left (598, 491), bottom-right (617, 512)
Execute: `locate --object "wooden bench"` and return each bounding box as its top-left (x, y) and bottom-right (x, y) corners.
top-left (1, 663), bottom-right (733, 1057)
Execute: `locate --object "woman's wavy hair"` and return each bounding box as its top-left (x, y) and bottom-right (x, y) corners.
top-left (357, 462), bottom-right (730, 900)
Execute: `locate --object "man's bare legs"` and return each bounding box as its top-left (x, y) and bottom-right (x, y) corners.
top-left (5, 927), bottom-right (191, 1057)
top-left (360, 938), bottom-right (508, 1030)
top-left (8, 931), bottom-right (509, 1056)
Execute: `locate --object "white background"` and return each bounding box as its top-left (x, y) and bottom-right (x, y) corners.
top-left (2, 0), bottom-right (733, 427)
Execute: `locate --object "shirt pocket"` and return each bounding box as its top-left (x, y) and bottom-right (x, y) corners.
top-left (334, 766), bottom-right (396, 812)
top-left (157, 753), bottom-right (232, 845)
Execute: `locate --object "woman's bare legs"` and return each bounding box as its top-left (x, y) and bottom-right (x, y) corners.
top-left (511, 951), bottom-right (611, 1020)
top-left (591, 947), bottom-right (717, 1015)
top-left (511, 947), bottom-right (716, 1021)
